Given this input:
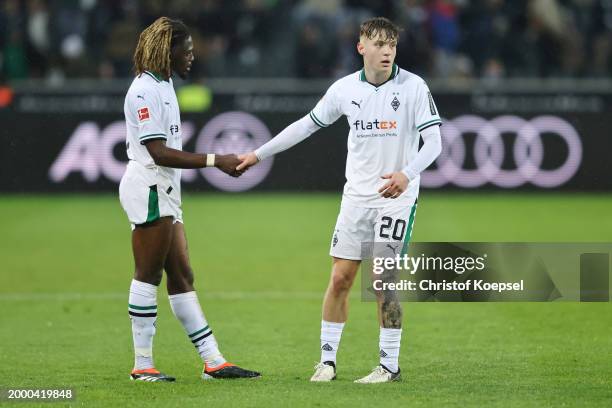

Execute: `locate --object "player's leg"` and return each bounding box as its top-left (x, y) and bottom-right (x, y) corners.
top-left (321, 257), bottom-right (360, 363)
top-left (164, 222), bottom-right (260, 379)
top-left (312, 204), bottom-right (371, 382)
top-left (322, 258), bottom-right (361, 323)
top-left (355, 201), bottom-right (417, 383)
top-left (311, 258), bottom-right (360, 381)
top-left (129, 216), bottom-right (175, 382)
top-left (164, 222), bottom-right (224, 368)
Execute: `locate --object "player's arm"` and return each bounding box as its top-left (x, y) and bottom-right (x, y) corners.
top-left (380, 80), bottom-right (442, 198)
top-left (237, 81), bottom-right (343, 171)
top-left (379, 126), bottom-right (442, 199)
top-left (400, 125), bottom-right (442, 180)
top-left (131, 90), bottom-right (241, 176)
top-left (145, 140), bottom-right (242, 176)
top-left (236, 115), bottom-right (320, 170)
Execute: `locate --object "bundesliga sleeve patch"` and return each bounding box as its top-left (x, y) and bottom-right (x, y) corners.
top-left (137, 107), bottom-right (150, 122)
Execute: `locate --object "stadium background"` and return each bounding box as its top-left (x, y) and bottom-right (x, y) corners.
top-left (1, 1), bottom-right (611, 407)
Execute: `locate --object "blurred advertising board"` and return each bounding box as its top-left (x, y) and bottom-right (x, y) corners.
top-left (1, 85), bottom-right (609, 192)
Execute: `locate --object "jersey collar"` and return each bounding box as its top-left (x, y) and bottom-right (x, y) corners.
top-left (359, 64), bottom-right (399, 88)
top-left (144, 70), bottom-right (167, 83)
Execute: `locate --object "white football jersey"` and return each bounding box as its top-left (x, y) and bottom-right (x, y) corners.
top-left (124, 71), bottom-right (183, 191)
top-left (310, 64), bottom-right (441, 207)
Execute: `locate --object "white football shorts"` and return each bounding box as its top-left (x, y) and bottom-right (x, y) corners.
top-left (329, 197), bottom-right (418, 261)
top-left (119, 161), bottom-right (183, 229)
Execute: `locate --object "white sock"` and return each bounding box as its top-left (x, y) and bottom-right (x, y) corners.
top-left (169, 291), bottom-right (226, 369)
top-left (320, 320), bottom-right (345, 364)
top-left (128, 279), bottom-right (158, 370)
top-left (379, 327), bottom-right (402, 373)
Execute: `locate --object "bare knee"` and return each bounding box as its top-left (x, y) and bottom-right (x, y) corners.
top-left (331, 271), bottom-right (353, 294)
top-left (131, 217), bottom-right (173, 287)
top-left (134, 268), bottom-right (163, 286)
top-left (329, 260), bottom-right (359, 296)
top-left (166, 267), bottom-right (195, 294)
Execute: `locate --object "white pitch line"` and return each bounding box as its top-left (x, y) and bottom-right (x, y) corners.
top-left (0, 291), bottom-right (361, 301)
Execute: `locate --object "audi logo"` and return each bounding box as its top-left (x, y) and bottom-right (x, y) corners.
top-left (422, 115), bottom-right (583, 188)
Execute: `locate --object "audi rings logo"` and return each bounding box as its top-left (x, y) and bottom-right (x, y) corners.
top-left (422, 115), bottom-right (583, 188)
top-left (196, 111), bottom-right (273, 192)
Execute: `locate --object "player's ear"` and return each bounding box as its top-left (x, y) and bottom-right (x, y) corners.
top-left (357, 41), bottom-right (365, 56)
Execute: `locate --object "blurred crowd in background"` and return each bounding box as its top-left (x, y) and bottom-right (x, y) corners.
top-left (2, 0), bottom-right (612, 82)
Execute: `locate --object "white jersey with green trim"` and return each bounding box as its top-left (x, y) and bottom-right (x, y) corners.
top-left (310, 64), bottom-right (441, 208)
top-left (124, 71), bottom-right (183, 191)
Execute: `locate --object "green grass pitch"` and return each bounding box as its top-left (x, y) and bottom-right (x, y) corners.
top-left (1, 192), bottom-right (611, 407)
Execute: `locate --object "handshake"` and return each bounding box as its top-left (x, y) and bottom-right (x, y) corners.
top-left (213, 152), bottom-right (259, 178)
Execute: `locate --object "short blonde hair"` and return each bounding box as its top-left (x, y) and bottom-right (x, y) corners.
top-left (359, 17), bottom-right (401, 42)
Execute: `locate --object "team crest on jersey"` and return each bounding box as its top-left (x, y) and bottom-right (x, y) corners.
top-left (391, 96), bottom-right (400, 111)
top-left (137, 107), bottom-right (150, 122)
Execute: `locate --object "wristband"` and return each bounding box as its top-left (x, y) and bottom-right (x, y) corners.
top-left (205, 154), bottom-right (215, 167)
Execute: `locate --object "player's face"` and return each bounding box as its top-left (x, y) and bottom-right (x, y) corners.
top-left (358, 33), bottom-right (397, 74)
top-left (171, 35), bottom-right (194, 80)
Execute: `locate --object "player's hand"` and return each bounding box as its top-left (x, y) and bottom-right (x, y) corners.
top-left (378, 172), bottom-right (409, 199)
top-left (215, 154), bottom-right (244, 177)
top-left (236, 152), bottom-right (260, 172)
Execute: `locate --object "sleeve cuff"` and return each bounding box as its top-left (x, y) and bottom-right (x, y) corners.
top-left (309, 111), bottom-right (329, 128)
top-left (254, 149), bottom-right (265, 162)
top-left (416, 119), bottom-right (442, 132)
top-left (401, 168), bottom-right (418, 181)
top-left (139, 133), bottom-right (167, 145)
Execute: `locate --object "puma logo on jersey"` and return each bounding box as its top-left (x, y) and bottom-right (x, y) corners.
top-left (351, 100), bottom-right (362, 109)
top-left (137, 94), bottom-right (145, 100)
top-left (353, 119), bottom-right (397, 130)
top-left (386, 243), bottom-right (398, 255)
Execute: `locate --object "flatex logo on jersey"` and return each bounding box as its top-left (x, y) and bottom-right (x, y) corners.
top-left (49, 111), bottom-right (273, 192)
top-left (353, 119), bottom-right (399, 138)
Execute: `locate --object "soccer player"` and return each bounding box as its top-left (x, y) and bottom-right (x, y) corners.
top-left (119, 17), bottom-right (260, 382)
top-left (237, 17), bottom-right (442, 383)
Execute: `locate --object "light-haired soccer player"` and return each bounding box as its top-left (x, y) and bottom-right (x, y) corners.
top-left (119, 17), bottom-right (260, 382)
top-left (237, 17), bottom-right (442, 383)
